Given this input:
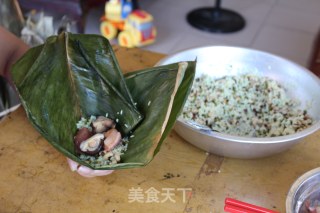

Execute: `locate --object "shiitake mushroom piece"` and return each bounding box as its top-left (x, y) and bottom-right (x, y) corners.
top-left (91, 116), bottom-right (115, 133)
top-left (78, 133), bottom-right (104, 155)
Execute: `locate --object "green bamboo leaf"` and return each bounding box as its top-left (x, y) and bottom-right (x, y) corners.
top-left (11, 32), bottom-right (196, 170)
top-left (100, 62), bottom-right (196, 170)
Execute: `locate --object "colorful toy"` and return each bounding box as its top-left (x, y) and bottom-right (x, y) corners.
top-left (100, 0), bottom-right (156, 48)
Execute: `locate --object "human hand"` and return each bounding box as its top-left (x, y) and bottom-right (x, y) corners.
top-left (67, 158), bottom-right (114, 178)
top-left (0, 26), bottom-right (29, 80)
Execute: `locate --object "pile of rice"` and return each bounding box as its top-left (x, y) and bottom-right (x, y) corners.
top-left (181, 74), bottom-right (313, 137)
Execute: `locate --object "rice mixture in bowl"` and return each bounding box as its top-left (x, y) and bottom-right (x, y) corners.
top-left (181, 74), bottom-right (313, 138)
top-left (156, 46), bottom-right (320, 158)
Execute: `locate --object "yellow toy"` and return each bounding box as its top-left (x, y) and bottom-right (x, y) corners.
top-left (100, 0), bottom-right (156, 48)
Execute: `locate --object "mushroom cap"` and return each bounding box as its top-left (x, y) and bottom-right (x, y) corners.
top-left (78, 133), bottom-right (104, 155)
top-left (92, 116), bottom-right (116, 133)
top-left (103, 129), bottom-right (122, 152)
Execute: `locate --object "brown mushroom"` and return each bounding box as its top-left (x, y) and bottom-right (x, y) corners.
top-left (103, 129), bottom-right (122, 152)
top-left (78, 133), bottom-right (104, 155)
top-left (74, 127), bottom-right (93, 143)
top-left (92, 116), bottom-right (115, 133)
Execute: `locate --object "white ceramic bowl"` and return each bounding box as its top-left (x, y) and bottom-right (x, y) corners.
top-left (156, 46), bottom-right (320, 159)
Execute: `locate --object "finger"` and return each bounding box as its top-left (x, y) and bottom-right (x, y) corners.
top-left (76, 165), bottom-right (114, 178)
top-left (66, 158), bottom-right (114, 178)
top-left (66, 158), bottom-right (79, 172)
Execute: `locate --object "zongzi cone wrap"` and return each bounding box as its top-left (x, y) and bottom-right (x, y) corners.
top-left (11, 32), bottom-right (196, 170)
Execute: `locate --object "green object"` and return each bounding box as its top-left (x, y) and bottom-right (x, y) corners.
top-left (11, 32), bottom-right (196, 170)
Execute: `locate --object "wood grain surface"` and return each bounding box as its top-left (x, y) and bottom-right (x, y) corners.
top-left (1, 46), bottom-right (320, 213)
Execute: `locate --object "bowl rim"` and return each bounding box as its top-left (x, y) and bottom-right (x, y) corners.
top-left (157, 45), bottom-right (320, 144)
top-left (176, 118), bottom-right (320, 144)
top-left (156, 45), bottom-right (320, 79)
top-left (286, 167), bottom-right (320, 213)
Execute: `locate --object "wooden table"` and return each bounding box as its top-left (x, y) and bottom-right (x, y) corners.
top-left (1, 46), bottom-right (320, 213)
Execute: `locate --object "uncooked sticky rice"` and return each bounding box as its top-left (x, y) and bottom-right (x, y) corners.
top-left (181, 74), bottom-right (313, 137)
